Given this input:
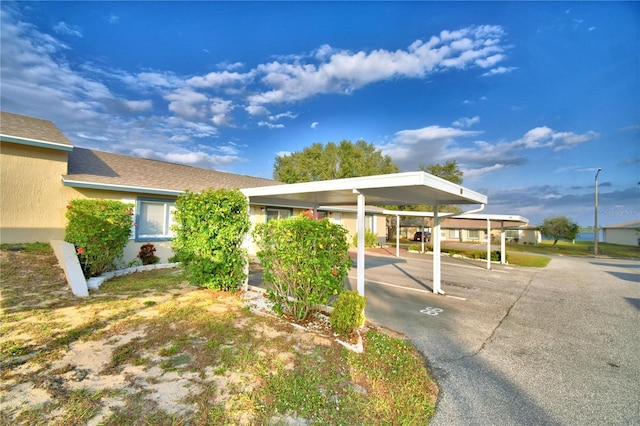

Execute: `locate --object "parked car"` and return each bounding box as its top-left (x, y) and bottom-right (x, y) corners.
top-left (413, 231), bottom-right (431, 242)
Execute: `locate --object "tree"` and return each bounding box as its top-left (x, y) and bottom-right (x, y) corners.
top-left (539, 216), bottom-right (580, 245)
top-left (273, 139), bottom-right (399, 183)
top-left (419, 160), bottom-right (463, 184)
top-left (386, 161), bottom-right (464, 239)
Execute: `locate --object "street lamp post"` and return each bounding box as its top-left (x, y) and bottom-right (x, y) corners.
top-left (594, 168), bottom-right (602, 256)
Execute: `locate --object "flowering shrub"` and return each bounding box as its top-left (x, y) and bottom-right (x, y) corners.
top-left (138, 243), bottom-right (159, 265)
top-left (330, 290), bottom-right (366, 336)
top-left (65, 199), bottom-right (134, 277)
top-left (353, 230), bottom-right (379, 248)
top-left (253, 215), bottom-right (352, 322)
top-left (172, 189), bottom-right (249, 291)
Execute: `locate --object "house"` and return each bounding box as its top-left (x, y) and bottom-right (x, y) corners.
top-left (0, 111), bottom-right (388, 262)
top-left (602, 220), bottom-right (640, 247)
top-left (3, 111), bottom-right (496, 294)
top-left (395, 214), bottom-right (539, 245)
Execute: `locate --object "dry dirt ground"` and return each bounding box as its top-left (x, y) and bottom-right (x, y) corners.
top-left (0, 249), bottom-right (376, 425)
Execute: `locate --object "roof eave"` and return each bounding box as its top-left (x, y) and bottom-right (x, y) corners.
top-left (1, 134), bottom-right (74, 151)
top-left (62, 177), bottom-right (185, 196)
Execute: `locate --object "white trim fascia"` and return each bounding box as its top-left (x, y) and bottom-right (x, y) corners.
top-left (318, 206), bottom-right (385, 214)
top-left (62, 177), bottom-right (185, 196)
top-left (381, 209), bottom-right (529, 224)
top-left (1, 134), bottom-right (74, 151)
top-left (242, 171), bottom-right (487, 204)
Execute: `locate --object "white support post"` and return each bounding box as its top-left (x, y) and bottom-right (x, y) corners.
top-left (355, 190), bottom-right (366, 297)
top-left (433, 203), bottom-right (442, 294)
top-left (500, 222), bottom-right (506, 264)
top-left (396, 214), bottom-right (400, 258)
top-left (421, 221), bottom-right (425, 253)
top-left (486, 218), bottom-right (491, 270)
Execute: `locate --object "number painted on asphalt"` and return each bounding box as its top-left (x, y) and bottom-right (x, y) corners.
top-left (420, 307), bottom-right (443, 316)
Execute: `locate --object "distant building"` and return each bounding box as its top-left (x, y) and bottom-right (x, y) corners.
top-left (602, 220), bottom-right (640, 247)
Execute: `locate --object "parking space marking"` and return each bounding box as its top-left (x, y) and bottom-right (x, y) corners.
top-left (420, 307), bottom-right (443, 316)
top-left (347, 274), bottom-right (467, 301)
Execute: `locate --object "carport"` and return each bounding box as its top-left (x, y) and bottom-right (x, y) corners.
top-left (242, 171), bottom-right (487, 296)
top-left (383, 211), bottom-right (529, 269)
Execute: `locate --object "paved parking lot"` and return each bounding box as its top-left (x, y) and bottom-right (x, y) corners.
top-left (345, 250), bottom-right (640, 425)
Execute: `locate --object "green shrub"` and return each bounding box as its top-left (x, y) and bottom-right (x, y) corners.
top-left (138, 243), bottom-right (160, 265)
top-left (172, 189), bottom-right (249, 291)
top-left (353, 230), bottom-right (378, 248)
top-left (65, 199), bottom-right (134, 277)
top-left (253, 216), bottom-right (352, 322)
top-left (330, 290), bottom-right (366, 336)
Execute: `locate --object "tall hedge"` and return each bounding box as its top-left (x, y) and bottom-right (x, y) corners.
top-left (253, 215), bottom-right (352, 322)
top-left (65, 199), bottom-right (134, 277)
top-left (172, 188), bottom-right (249, 291)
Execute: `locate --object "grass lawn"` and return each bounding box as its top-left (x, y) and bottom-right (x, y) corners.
top-left (506, 240), bottom-right (640, 259)
top-left (0, 243), bottom-right (437, 425)
top-left (388, 237), bottom-right (639, 267)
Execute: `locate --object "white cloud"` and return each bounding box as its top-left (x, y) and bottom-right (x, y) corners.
top-left (187, 70), bottom-right (253, 88)
top-left (258, 121), bottom-right (285, 129)
top-left (382, 123), bottom-right (598, 177)
top-left (107, 14), bottom-right (120, 24)
top-left (311, 121), bottom-right (319, 129)
top-left (463, 163), bottom-right (509, 180)
top-left (53, 22), bottom-right (82, 37)
top-left (268, 111), bottom-right (298, 121)
top-left (246, 25), bottom-right (508, 110)
top-left (380, 125), bottom-right (482, 167)
top-left (481, 66), bottom-right (517, 77)
top-left (217, 61), bottom-right (244, 71)
top-left (124, 71), bottom-right (182, 89)
top-left (452, 116), bottom-right (480, 128)
top-left (245, 104), bottom-right (269, 116)
top-left (475, 54), bottom-right (505, 68)
top-left (513, 126), bottom-right (598, 151)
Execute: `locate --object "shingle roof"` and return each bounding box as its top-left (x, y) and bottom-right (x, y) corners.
top-left (64, 147), bottom-right (280, 193)
top-left (0, 111), bottom-right (73, 147)
top-left (603, 220), bottom-right (640, 229)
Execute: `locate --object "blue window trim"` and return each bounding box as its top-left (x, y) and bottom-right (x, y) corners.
top-left (135, 197), bottom-right (176, 242)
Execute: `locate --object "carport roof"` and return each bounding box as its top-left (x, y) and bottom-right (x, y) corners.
top-left (241, 171), bottom-right (487, 207)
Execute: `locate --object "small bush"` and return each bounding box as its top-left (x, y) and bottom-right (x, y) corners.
top-left (353, 231), bottom-right (378, 248)
top-left (172, 189), bottom-right (249, 291)
top-left (65, 199), bottom-right (133, 277)
top-left (253, 216), bottom-right (351, 322)
top-left (330, 290), bottom-right (366, 336)
top-left (138, 243), bottom-right (160, 265)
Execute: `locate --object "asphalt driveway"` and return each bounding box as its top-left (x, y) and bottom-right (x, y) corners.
top-left (345, 250), bottom-right (640, 425)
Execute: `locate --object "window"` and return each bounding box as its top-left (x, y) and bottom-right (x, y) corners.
top-left (365, 215), bottom-right (377, 233)
top-left (137, 198), bottom-right (175, 241)
top-left (449, 229), bottom-right (460, 239)
top-left (266, 208), bottom-right (291, 222)
top-left (468, 229), bottom-right (480, 239)
top-left (506, 230), bottom-right (519, 239)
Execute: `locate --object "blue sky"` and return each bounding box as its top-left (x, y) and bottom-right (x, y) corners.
top-left (1, 1), bottom-right (638, 227)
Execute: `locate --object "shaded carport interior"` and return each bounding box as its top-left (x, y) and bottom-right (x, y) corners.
top-left (382, 211), bottom-right (530, 269)
top-left (242, 171), bottom-right (488, 296)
